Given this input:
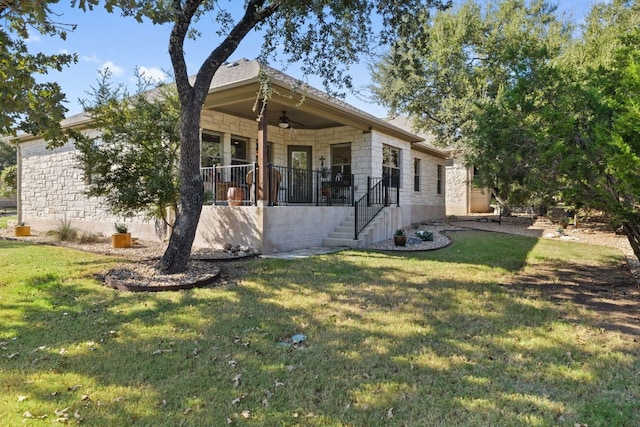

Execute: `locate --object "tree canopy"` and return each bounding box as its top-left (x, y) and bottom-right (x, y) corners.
top-left (371, 0), bottom-right (640, 257)
top-left (0, 1), bottom-right (77, 143)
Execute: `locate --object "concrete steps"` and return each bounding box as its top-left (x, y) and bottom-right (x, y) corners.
top-left (323, 215), bottom-right (359, 248)
top-left (322, 212), bottom-right (384, 248)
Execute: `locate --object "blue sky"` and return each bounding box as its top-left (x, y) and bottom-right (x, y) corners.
top-left (28, 1), bottom-right (596, 119)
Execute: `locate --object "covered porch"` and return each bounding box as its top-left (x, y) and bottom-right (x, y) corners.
top-left (191, 59), bottom-right (425, 253)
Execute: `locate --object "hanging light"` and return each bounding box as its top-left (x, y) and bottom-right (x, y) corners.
top-left (278, 111), bottom-right (291, 129)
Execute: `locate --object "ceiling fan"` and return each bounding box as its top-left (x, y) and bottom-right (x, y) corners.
top-left (277, 111), bottom-right (304, 129)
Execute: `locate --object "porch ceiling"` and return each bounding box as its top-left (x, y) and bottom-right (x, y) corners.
top-left (202, 70), bottom-right (423, 142)
top-left (203, 82), bottom-right (353, 130)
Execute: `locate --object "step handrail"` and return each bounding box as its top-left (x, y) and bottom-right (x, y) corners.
top-left (354, 176), bottom-right (396, 239)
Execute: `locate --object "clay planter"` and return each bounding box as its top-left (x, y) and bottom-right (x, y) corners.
top-left (14, 225), bottom-right (31, 237)
top-left (112, 232), bottom-right (132, 248)
top-left (394, 235), bottom-right (407, 247)
top-left (227, 186), bottom-right (244, 206)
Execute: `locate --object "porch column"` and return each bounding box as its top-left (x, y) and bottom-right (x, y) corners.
top-left (257, 99), bottom-right (268, 206)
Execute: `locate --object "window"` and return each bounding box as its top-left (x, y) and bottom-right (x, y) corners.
top-left (331, 143), bottom-right (351, 185)
top-left (231, 135), bottom-right (248, 164)
top-left (414, 158), bottom-right (421, 192)
top-left (471, 165), bottom-right (481, 188)
top-left (382, 144), bottom-right (401, 187)
top-left (437, 164), bottom-right (443, 194)
top-left (201, 131), bottom-right (222, 167)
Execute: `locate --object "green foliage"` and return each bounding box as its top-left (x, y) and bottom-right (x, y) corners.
top-left (0, 140), bottom-right (16, 171)
top-left (74, 69), bottom-right (180, 225)
top-left (114, 223), bottom-right (128, 234)
top-left (52, 218), bottom-right (78, 241)
top-left (372, 0), bottom-right (572, 151)
top-left (416, 230), bottom-right (433, 241)
top-left (395, 228), bottom-right (405, 236)
top-left (0, 1), bottom-right (77, 144)
top-left (0, 164), bottom-right (17, 198)
top-left (371, 0), bottom-right (640, 255)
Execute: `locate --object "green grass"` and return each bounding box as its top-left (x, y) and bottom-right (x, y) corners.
top-left (0, 232), bottom-right (638, 426)
top-left (0, 209), bottom-right (17, 228)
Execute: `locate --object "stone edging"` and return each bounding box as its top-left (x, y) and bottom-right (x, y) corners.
top-left (104, 269), bottom-right (222, 292)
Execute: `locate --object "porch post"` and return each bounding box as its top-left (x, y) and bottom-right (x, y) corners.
top-left (257, 99), bottom-right (268, 206)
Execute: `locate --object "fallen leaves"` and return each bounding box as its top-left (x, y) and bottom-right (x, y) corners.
top-left (232, 374), bottom-right (241, 388)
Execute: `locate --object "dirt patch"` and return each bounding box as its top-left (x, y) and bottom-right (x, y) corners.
top-left (503, 261), bottom-right (640, 336)
top-left (455, 215), bottom-right (640, 337)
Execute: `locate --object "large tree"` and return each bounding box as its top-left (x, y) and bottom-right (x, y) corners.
top-left (0, 1), bottom-right (77, 144)
top-left (72, 0), bottom-right (450, 273)
top-left (371, 0), bottom-right (640, 258)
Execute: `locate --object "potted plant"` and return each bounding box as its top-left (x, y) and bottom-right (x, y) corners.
top-left (14, 222), bottom-right (31, 237)
top-left (394, 228), bottom-right (407, 246)
top-left (112, 223), bottom-right (132, 248)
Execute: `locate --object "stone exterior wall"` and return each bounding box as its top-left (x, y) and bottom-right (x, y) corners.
top-left (445, 155), bottom-right (492, 215)
top-left (409, 150), bottom-right (447, 223)
top-left (18, 134), bottom-right (159, 239)
top-left (18, 109), bottom-right (447, 250)
top-left (446, 156), bottom-right (469, 216)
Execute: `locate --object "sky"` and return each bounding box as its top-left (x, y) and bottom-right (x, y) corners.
top-left (26, 1), bottom-right (596, 119)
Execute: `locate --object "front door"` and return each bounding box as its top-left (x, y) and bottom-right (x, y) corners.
top-left (287, 145), bottom-right (312, 203)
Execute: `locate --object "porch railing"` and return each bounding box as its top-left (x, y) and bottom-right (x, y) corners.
top-left (201, 164), bottom-right (354, 206)
top-left (201, 163), bottom-right (254, 206)
top-left (353, 176), bottom-right (399, 240)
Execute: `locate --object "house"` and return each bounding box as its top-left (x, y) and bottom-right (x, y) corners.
top-left (384, 116), bottom-right (491, 216)
top-left (445, 153), bottom-right (492, 216)
top-left (13, 59), bottom-right (448, 254)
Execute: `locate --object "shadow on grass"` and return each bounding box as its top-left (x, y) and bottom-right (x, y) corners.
top-left (0, 233), bottom-right (638, 426)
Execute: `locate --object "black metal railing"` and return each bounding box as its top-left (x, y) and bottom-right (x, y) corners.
top-left (315, 170), bottom-right (354, 206)
top-left (354, 175), bottom-right (399, 239)
top-left (201, 164), bottom-right (354, 206)
top-left (201, 163), bottom-right (254, 206)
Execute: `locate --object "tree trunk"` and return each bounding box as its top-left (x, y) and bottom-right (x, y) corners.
top-left (158, 102), bottom-right (204, 273)
top-left (622, 222), bottom-right (640, 263)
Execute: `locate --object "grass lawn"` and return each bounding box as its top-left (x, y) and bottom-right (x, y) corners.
top-left (0, 232), bottom-right (638, 426)
top-left (0, 209), bottom-right (17, 228)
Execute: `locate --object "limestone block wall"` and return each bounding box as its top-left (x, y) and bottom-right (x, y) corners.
top-left (19, 137), bottom-right (157, 239)
top-left (446, 157), bottom-right (469, 216)
top-left (314, 126), bottom-right (369, 194)
top-left (445, 156), bottom-right (492, 215)
top-left (409, 150), bottom-right (446, 223)
top-left (195, 205), bottom-right (351, 253)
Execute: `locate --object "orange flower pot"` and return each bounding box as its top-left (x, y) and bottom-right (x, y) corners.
top-left (14, 225), bottom-right (31, 237)
top-left (112, 232), bottom-right (132, 248)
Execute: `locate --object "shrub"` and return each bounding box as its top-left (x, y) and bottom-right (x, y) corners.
top-left (416, 230), bottom-right (434, 241)
top-left (53, 219), bottom-right (78, 242)
top-left (79, 232), bottom-right (103, 244)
